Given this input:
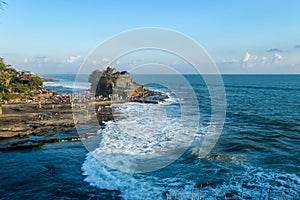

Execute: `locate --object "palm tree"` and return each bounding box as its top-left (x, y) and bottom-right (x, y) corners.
top-left (3, 73), bottom-right (11, 87)
top-left (6, 67), bottom-right (17, 74)
top-left (0, 62), bottom-right (6, 72)
top-left (0, 72), bottom-right (12, 90)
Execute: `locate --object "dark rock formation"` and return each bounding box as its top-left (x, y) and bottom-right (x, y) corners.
top-left (89, 66), bottom-right (146, 100)
top-left (42, 77), bottom-right (59, 82)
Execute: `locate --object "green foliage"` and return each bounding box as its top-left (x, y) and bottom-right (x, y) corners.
top-left (112, 73), bottom-right (121, 85)
top-left (6, 67), bottom-right (17, 74)
top-left (0, 62), bottom-right (6, 72)
top-left (9, 83), bottom-right (30, 93)
top-left (0, 72), bottom-right (12, 89)
top-left (0, 93), bottom-right (31, 101)
top-left (88, 66), bottom-right (122, 97)
top-left (28, 76), bottom-right (43, 90)
top-left (0, 58), bottom-right (44, 100)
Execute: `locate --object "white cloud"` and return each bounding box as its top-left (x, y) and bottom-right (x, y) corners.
top-left (23, 58), bottom-right (28, 63)
top-left (35, 56), bottom-right (50, 62)
top-left (102, 57), bottom-right (111, 63)
top-left (262, 56), bottom-right (267, 65)
top-left (272, 53), bottom-right (283, 63)
top-left (66, 55), bottom-right (81, 63)
top-left (90, 60), bottom-right (98, 65)
top-left (85, 58), bottom-right (97, 65)
top-left (115, 60), bottom-right (121, 65)
top-left (85, 57), bottom-right (111, 66)
top-left (242, 52), bottom-right (261, 67)
top-left (243, 52), bottom-right (251, 62)
top-left (231, 58), bottom-right (240, 63)
top-left (242, 52), bottom-right (284, 68)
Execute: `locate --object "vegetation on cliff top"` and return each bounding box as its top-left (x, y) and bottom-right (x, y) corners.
top-left (88, 66), bottom-right (144, 99)
top-left (0, 58), bottom-right (43, 100)
top-left (88, 66), bottom-right (120, 97)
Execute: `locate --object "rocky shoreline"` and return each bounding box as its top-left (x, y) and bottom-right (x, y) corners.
top-left (0, 100), bottom-right (78, 150)
top-left (0, 103), bottom-right (74, 138)
top-left (0, 92), bottom-right (168, 150)
top-left (0, 70), bottom-right (169, 151)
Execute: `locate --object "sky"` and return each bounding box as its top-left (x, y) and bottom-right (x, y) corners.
top-left (0, 0), bottom-right (300, 74)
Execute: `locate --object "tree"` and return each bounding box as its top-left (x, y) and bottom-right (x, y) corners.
top-left (88, 66), bottom-right (122, 97)
top-left (28, 75), bottom-right (43, 90)
top-left (0, 57), bottom-right (45, 101)
top-left (6, 67), bottom-right (17, 74)
top-left (0, 72), bottom-right (12, 92)
top-left (0, 72), bottom-right (11, 88)
top-left (0, 62), bottom-right (6, 72)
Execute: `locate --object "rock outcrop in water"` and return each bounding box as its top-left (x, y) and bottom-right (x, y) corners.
top-left (88, 66), bottom-right (165, 103)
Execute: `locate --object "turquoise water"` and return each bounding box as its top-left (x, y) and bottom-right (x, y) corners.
top-left (0, 74), bottom-right (299, 199)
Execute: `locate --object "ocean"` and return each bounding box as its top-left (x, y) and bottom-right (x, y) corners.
top-left (0, 74), bottom-right (299, 199)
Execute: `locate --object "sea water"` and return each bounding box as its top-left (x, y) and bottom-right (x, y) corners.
top-left (0, 74), bottom-right (299, 199)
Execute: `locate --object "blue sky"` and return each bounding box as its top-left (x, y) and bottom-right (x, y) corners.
top-left (0, 0), bottom-right (300, 74)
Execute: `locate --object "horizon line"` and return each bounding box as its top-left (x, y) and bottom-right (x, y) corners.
top-left (40, 73), bottom-right (300, 76)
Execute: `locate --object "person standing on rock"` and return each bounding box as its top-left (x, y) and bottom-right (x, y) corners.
top-left (37, 102), bottom-right (42, 109)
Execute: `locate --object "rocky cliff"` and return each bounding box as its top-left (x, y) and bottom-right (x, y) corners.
top-left (89, 67), bottom-right (146, 100)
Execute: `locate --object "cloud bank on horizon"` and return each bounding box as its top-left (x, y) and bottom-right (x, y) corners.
top-left (2, 45), bottom-right (299, 75)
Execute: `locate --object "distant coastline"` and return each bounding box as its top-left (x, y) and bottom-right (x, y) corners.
top-left (42, 77), bottom-right (60, 82)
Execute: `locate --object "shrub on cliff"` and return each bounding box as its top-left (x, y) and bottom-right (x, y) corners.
top-left (0, 59), bottom-right (43, 99)
top-left (89, 66), bottom-right (146, 100)
top-left (28, 76), bottom-right (43, 90)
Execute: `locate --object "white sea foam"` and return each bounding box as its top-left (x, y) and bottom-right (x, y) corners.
top-left (81, 100), bottom-right (299, 199)
top-left (43, 81), bottom-right (90, 90)
top-left (82, 154), bottom-right (300, 199)
top-left (86, 100), bottom-right (198, 173)
top-left (80, 87), bottom-right (202, 198)
top-left (82, 154), bottom-right (197, 200)
top-left (80, 76), bottom-right (299, 199)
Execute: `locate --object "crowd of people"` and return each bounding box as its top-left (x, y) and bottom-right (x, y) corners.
top-left (32, 112), bottom-right (61, 121)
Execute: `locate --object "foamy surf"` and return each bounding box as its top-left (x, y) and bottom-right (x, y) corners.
top-left (81, 154), bottom-right (197, 200)
top-left (80, 86), bottom-right (299, 199)
top-left (81, 97), bottom-right (299, 199)
top-left (43, 81), bottom-right (90, 90)
top-left (84, 94), bottom-right (199, 173)
top-left (82, 154), bottom-right (300, 199)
